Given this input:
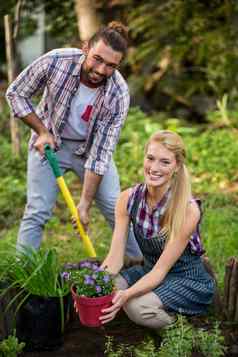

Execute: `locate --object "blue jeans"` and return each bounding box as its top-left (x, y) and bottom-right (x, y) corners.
top-left (17, 140), bottom-right (142, 258)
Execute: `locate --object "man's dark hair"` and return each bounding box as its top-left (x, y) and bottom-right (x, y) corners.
top-left (89, 21), bottom-right (129, 57)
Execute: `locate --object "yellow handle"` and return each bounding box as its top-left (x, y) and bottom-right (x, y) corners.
top-left (56, 177), bottom-right (96, 257)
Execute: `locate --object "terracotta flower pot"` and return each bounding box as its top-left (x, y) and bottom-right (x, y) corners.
top-left (71, 286), bottom-right (114, 327)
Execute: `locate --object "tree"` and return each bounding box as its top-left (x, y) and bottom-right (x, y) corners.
top-left (75, 0), bottom-right (100, 41)
top-left (126, 0), bottom-right (238, 119)
top-left (4, 0), bottom-right (24, 156)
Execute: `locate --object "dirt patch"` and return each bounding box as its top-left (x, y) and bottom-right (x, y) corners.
top-left (21, 311), bottom-right (153, 357)
top-left (20, 312), bottom-right (238, 357)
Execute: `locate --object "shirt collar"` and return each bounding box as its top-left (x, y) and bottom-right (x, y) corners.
top-left (72, 53), bottom-right (85, 76)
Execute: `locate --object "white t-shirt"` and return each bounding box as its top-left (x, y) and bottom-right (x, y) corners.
top-left (62, 82), bottom-right (99, 140)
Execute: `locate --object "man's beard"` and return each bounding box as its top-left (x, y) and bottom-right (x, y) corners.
top-left (82, 67), bottom-right (107, 87)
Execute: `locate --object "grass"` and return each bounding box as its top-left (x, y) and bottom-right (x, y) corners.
top-left (0, 107), bottom-right (237, 294)
top-left (202, 193), bottom-right (238, 288)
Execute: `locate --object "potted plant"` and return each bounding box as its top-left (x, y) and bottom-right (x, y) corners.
top-left (0, 246), bottom-right (71, 351)
top-left (64, 260), bottom-right (115, 327)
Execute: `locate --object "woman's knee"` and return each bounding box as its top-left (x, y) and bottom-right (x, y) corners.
top-left (123, 293), bottom-right (175, 329)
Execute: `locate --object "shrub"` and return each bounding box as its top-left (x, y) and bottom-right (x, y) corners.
top-left (158, 316), bottom-right (226, 357)
top-left (0, 330), bottom-right (25, 357)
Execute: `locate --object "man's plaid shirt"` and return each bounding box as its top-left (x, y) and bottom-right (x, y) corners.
top-left (6, 48), bottom-right (130, 175)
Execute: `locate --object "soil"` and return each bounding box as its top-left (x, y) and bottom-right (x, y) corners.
top-left (21, 312), bottom-right (238, 357)
top-left (21, 310), bottom-right (151, 357)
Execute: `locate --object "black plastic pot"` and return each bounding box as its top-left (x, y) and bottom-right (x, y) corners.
top-left (16, 293), bottom-right (71, 351)
top-left (0, 281), bottom-right (18, 340)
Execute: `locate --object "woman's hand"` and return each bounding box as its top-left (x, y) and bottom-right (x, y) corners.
top-left (99, 290), bottom-right (129, 324)
top-left (100, 256), bottom-right (123, 276)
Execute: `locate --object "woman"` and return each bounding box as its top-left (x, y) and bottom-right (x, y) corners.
top-left (100, 130), bottom-right (215, 328)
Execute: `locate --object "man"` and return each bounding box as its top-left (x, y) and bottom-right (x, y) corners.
top-left (6, 21), bottom-right (141, 259)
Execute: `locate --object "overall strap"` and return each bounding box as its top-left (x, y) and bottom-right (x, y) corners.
top-left (130, 186), bottom-right (142, 226)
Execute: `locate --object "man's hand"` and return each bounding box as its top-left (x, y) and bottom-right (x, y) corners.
top-left (33, 131), bottom-right (56, 155)
top-left (77, 201), bottom-right (90, 232)
top-left (75, 170), bottom-right (103, 232)
top-left (21, 112), bottom-right (56, 155)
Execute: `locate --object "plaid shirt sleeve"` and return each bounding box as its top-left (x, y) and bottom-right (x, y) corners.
top-left (5, 54), bottom-right (51, 118)
top-left (85, 89), bottom-right (130, 175)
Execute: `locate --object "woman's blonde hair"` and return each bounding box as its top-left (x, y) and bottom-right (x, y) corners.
top-left (145, 130), bottom-right (191, 242)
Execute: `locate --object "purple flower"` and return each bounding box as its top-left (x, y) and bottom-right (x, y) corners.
top-left (95, 266), bottom-right (104, 272)
top-left (95, 285), bottom-right (102, 293)
top-left (61, 272), bottom-right (70, 280)
top-left (84, 275), bottom-right (95, 285)
top-left (103, 275), bottom-right (110, 283)
top-left (80, 261), bottom-right (92, 268)
top-left (91, 263), bottom-right (99, 271)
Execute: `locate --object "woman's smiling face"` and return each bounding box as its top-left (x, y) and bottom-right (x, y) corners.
top-left (144, 141), bottom-right (178, 189)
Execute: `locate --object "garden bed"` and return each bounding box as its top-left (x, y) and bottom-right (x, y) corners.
top-left (20, 312), bottom-right (238, 357)
top-left (21, 311), bottom-right (149, 356)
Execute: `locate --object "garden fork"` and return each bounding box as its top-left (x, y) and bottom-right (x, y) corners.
top-left (44, 144), bottom-right (96, 258)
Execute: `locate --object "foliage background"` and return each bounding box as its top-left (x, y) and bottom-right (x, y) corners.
top-left (0, 106), bottom-right (238, 290)
top-left (1, 0), bottom-right (238, 120)
top-left (0, 1), bottom-right (238, 354)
